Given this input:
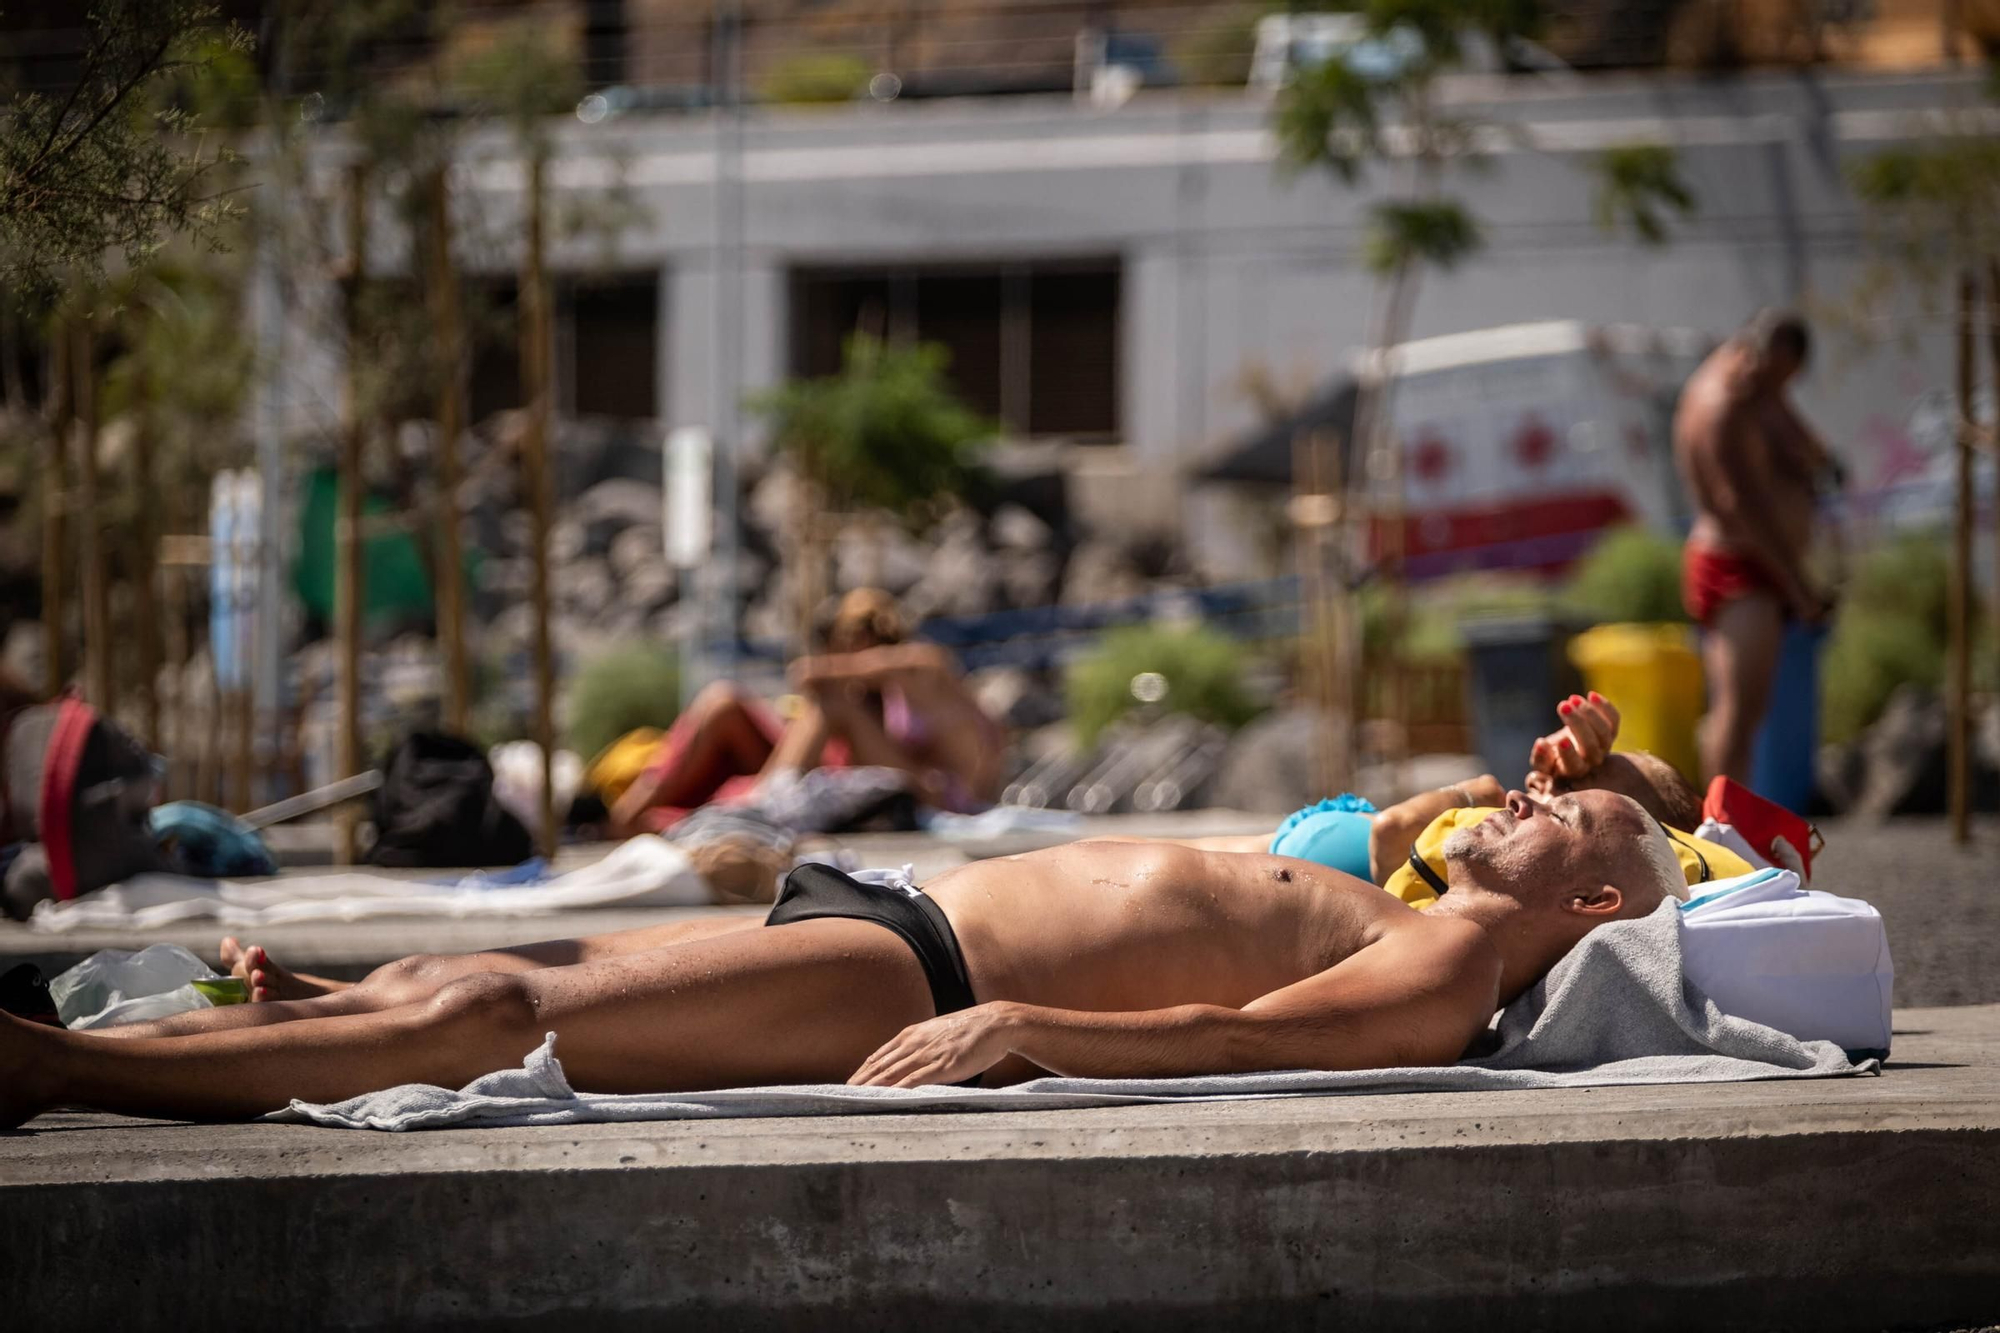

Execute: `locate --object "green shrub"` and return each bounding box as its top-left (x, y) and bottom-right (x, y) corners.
top-left (1819, 530), bottom-right (1956, 744)
top-left (759, 54), bottom-right (872, 105)
top-left (748, 335), bottom-right (993, 518)
top-left (1821, 605), bottom-right (1943, 745)
top-left (1842, 529), bottom-right (1951, 629)
top-left (565, 643), bottom-right (682, 761)
top-left (1564, 525), bottom-right (1688, 626)
top-left (1066, 624), bottom-right (1266, 746)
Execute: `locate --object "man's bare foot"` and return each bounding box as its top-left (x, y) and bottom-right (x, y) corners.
top-left (0, 1011), bottom-right (55, 1129)
top-left (218, 937), bottom-right (333, 1003)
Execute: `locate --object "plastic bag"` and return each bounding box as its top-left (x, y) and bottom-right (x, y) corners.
top-left (51, 943), bottom-right (220, 1030)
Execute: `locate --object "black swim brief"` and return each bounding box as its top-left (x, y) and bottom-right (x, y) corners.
top-left (765, 862), bottom-right (976, 1017)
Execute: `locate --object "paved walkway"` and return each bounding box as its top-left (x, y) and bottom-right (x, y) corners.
top-left (9, 1006), bottom-right (1998, 1330)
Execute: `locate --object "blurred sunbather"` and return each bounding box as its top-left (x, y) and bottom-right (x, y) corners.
top-left (607, 588), bottom-right (1003, 836)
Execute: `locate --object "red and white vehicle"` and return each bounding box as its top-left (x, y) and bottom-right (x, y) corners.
top-left (1362, 320), bottom-right (1712, 579)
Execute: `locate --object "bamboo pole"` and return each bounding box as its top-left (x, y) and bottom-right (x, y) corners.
top-left (165, 561), bottom-right (188, 798)
top-left (1293, 426), bottom-right (1343, 799)
top-left (71, 320), bottom-right (112, 712)
top-left (1988, 261), bottom-right (2000, 729)
top-left (1948, 268), bottom-right (1976, 845)
top-left (233, 671), bottom-right (254, 812)
top-left (335, 163), bottom-right (371, 864)
top-left (131, 408), bottom-right (161, 751)
top-left (42, 323), bottom-right (70, 695)
top-left (1292, 427), bottom-right (1325, 798)
top-left (1372, 263), bottom-right (1421, 792)
top-left (425, 164), bottom-right (471, 736)
top-left (521, 148), bottom-right (559, 857)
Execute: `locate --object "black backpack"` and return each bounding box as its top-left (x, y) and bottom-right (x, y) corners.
top-left (366, 732), bottom-right (535, 868)
top-left (2, 696), bottom-right (166, 921)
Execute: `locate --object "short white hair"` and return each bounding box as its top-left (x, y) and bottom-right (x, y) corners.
top-left (1634, 818), bottom-right (1688, 903)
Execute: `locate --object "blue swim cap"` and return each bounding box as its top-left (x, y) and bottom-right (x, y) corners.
top-left (1268, 794), bottom-right (1377, 881)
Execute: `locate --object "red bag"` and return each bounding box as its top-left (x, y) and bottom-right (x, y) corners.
top-left (1702, 776), bottom-right (1820, 877)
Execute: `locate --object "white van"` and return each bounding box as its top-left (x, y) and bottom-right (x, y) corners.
top-left (1360, 321), bottom-right (1713, 577)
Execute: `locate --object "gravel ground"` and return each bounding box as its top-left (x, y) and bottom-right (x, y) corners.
top-left (1807, 817), bottom-right (2000, 1009)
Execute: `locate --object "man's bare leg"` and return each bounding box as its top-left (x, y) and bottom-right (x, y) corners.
top-left (1699, 592), bottom-right (1785, 783)
top-left (102, 915), bottom-right (768, 1039)
top-left (1, 916), bottom-right (933, 1126)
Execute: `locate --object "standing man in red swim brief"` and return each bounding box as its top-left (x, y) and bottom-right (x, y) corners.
top-left (1675, 311), bottom-right (1839, 785)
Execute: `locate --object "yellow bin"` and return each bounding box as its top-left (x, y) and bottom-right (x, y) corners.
top-left (1567, 623), bottom-right (1705, 784)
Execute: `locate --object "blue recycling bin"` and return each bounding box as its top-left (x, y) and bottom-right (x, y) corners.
top-left (1749, 621), bottom-right (1828, 814)
top-left (1459, 615), bottom-right (1586, 782)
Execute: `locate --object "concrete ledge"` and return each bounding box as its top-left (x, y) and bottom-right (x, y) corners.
top-left (8, 1005), bottom-right (2000, 1331)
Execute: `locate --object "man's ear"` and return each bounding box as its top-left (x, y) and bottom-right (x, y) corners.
top-left (1566, 883), bottom-right (1625, 919)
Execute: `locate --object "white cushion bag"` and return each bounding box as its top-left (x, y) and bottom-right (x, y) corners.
top-left (1678, 867), bottom-right (1895, 1058)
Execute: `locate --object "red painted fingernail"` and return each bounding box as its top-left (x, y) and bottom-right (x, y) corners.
top-left (1558, 702), bottom-right (1573, 714)
top-left (1559, 737), bottom-right (1573, 750)
top-left (1588, 691), bottom-right (1604, 703)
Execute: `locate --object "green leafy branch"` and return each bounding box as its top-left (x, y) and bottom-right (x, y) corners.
top-left (0, 0), bottom-right (252, 298)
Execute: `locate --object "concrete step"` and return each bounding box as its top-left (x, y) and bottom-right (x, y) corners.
top-left (8, 1005), bottom-right (1999, 1331)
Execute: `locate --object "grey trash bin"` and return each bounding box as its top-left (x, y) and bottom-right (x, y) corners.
top-left (1458, 614), bottom-right (1586, 783)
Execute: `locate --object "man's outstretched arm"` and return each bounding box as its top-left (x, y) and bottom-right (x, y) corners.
top-left (848, 921), bottom-right (1500, 1087)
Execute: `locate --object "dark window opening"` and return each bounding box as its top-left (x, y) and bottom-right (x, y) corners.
top-left (571, 280), bottom-right (658, 419)
top-left (467, 273), bottom-right (659, 426)
top-left (789, 259), bottom-right (1121, 442)
top-left (583, 0), bottom-right (627, 89)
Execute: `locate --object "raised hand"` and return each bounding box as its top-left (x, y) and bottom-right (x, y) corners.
top-left (1528, 692), bottom-right (1622, 781)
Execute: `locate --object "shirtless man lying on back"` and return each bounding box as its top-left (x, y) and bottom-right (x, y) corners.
top-left (0, 788), bottom-right (1684, 1127)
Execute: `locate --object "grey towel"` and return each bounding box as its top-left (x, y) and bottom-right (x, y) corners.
top-left (277, 898), bottom-right (1875, 1131)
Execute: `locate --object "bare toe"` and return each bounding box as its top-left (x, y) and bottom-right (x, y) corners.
top-left (219, 937), bottom-right (246, 974)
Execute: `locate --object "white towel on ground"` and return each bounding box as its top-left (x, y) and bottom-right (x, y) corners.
top-left (275, 896), bottom-right (1875, 1131)
top-left (27, 836), bottom-right (711, 932)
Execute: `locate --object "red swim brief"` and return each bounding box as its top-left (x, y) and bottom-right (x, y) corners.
top-left (1682, 544), bottom-right (1779, 627)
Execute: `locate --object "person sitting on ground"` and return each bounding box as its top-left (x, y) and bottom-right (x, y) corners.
top-left (1141, 691), bottom-right (1752, 906)
top-left (2, 786), bottom-right (1686, 1127)
top-left (607, 588), bottom-right (1003, 837)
